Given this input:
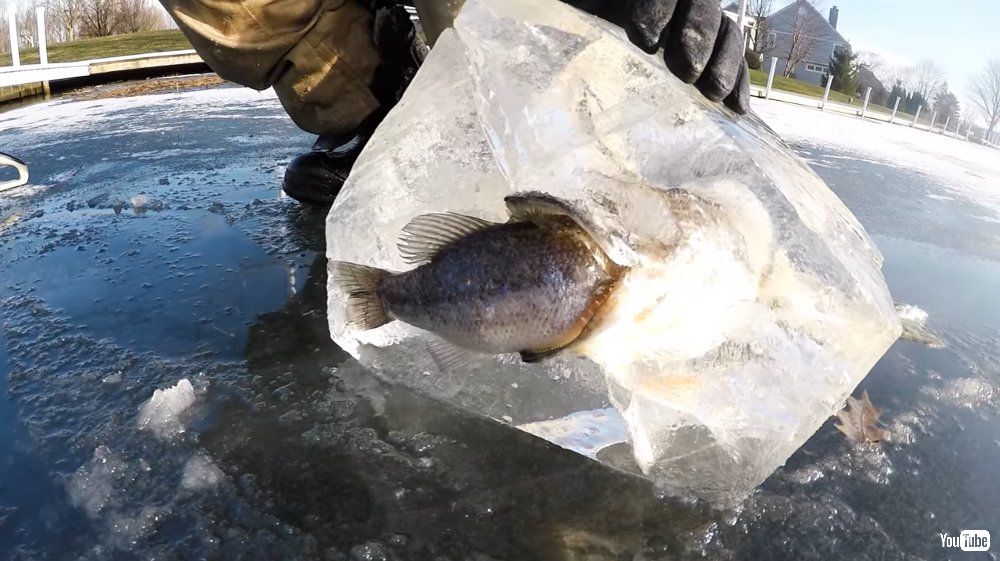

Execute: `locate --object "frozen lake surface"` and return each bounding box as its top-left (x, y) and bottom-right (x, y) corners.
top-left (0, 87), bottom-right (997, 560)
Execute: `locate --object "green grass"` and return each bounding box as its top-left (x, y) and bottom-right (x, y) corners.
top-left (0, 29), bottom-right (191, 66)
top-left (748, 68), bottom-right (925, 121)
top-left (750, 68), bottom-right (853, 104)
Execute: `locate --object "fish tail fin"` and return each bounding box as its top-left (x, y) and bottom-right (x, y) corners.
top-left (333, 262), bottom-right (392, 330)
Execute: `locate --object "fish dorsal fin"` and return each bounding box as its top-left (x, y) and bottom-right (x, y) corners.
top-left (397, 212), bottom-right (495, 265)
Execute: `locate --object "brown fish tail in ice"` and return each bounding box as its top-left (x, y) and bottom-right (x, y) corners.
top-left (334, 262), bottom-right (391, 331)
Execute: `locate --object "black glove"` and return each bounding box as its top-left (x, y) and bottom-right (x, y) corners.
top-left (566, 0), bottom-right (751, 115)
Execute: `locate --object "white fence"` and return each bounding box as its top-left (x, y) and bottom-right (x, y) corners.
top-left (756, 56), bottom-right (995, 147)
top-left (1, 7), bottom-right (200, 92)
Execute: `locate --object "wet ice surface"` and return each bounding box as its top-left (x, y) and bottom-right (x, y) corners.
top-left (0, 86), bottom-right (997, 560)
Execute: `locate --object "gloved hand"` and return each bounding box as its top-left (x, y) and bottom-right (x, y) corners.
top-left (566, 0), bottom-right (751, 114)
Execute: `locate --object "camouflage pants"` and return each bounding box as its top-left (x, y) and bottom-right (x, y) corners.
top-left (161, 0), bottom-right (382, 136)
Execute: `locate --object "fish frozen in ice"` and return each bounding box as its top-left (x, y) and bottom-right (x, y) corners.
top-left (333, 193), bottom-right (626, 364)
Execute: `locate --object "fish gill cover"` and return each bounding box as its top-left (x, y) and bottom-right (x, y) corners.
top-left (325, 0), bottom-right (900, 506)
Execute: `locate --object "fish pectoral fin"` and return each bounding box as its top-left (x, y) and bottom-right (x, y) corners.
top-left (427, 339), bottom-right (479, 372)
top-left (397, 212), bottom-right (497, 265)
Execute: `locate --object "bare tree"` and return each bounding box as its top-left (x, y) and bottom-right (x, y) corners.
top-left (960, 108), bottom-right (979, 136)
top-left (79, 0), bottom-right (118, 37)
top-left (48, 0), bottom-right (83, 42)
top-left (115, 0), bottom-right (166, 34)
top-left (15, 0), bottom-right (38, 48)
top-left (878, 64), bottom-right (909, 92)
top-left (746, 0), bottom-right (775, 56)
top-left (0, 11), bottom-right (8, 54)
top-left (910, 60), bottom-right (945, 100)
top-left (970, 59), bottom-right (1000, 141)
top-left (855, 51), bottom-right (894, 83)
top-left (782, 1), bottom-right (823, 78)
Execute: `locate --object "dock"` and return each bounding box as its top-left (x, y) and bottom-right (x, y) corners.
top-left (0, 50), bottom-right (204, 103)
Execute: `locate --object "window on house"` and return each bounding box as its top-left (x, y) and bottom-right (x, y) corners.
top-left (805, 64), bottom-right (826, 73)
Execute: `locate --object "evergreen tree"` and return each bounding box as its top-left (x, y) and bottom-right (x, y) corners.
top-left (933, 84), bottom-right (961, 122)
top-left (888, 81), bottom-right (907, 107)
top-left (904, 91), bottom-right (927, 115)
top-left (824, 47), bottom-right (859, 95)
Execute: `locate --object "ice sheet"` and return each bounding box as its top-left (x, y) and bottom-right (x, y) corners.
top-left (326, 0), bottom-right (900, 504)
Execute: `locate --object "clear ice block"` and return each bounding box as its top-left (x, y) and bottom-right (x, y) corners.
top-left (325, 0), bottom-right (900, 505)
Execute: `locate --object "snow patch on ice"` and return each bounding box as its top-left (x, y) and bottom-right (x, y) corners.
top-left (127, 148), bottom-right (226, 160)
top-left (753, 100), bottom-right (1000, 211)
top-left (924, 377), bottom-right (997, 409)
top-left (0, 183), bottom-right (51, 199)
top-left (105, 505), bottom-right (168, 549)
top-left (894, 302), bottom-right (944, 348)
top-left (180, 453), bottom-right (225, 492)
top-left (67, 445), bottom-right (124, 518)
top-left (0, 87), bottom-right (280, 151)
top-left (137, 378), bottom-right (198, 439)
top-left (895, 303), bottom-right (928, 324)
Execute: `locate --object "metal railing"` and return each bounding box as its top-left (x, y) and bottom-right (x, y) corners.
top-left (0, 152), bottom-right (28, 192)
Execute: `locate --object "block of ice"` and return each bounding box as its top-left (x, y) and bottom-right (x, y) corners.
top-left (137, 378), bottom-right (197, 439)
top-left (326, 0), bottom-right (900, 504)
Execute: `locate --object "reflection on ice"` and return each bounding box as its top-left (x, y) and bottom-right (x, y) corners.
top-left (519, 407), bottom-right (629, 459)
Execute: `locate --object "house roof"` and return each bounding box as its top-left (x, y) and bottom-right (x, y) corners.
top-left (722, 2), bottom-right (740, 12)
top-left (768, 0), bottom-right (848, 45)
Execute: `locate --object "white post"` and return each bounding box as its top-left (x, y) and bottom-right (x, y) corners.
top-left (929, 111), bottom-right (937, 132)
top-left (912, 105), bottom-right (922, 127)
top-left (737, 0), bottom-right (748, 35)
top-left (35, 6), bottom-right (47, 65)
top-left (860, 87), bottom-right (872, 119)
top-left (765, 57), bottom-right (777, 100)
top-left (890, 97), bottom-right (900, 124)
top-left (820, 74), bottom-right (833, 110)
top-left (943, 116), bottom-right (951, 136)
top-left (6, 3), bottom-right (19, 67)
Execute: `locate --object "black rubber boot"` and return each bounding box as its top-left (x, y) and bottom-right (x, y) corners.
top-left (281, 132), bottom-right (366, 206)
top-left (282, 1), bottom-right (426, 207)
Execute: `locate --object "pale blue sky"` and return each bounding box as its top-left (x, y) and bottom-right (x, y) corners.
top-left (774, 0), bottom-right (1000, 109)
